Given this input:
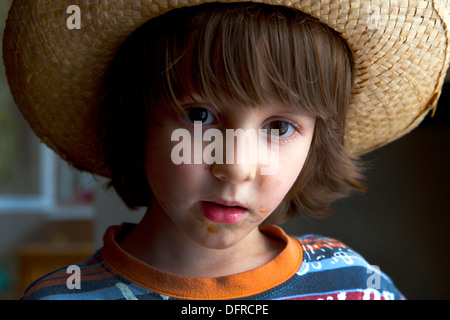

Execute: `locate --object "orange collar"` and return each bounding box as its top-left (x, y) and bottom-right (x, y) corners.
top-left (101, 224), bottom-right (302, 299)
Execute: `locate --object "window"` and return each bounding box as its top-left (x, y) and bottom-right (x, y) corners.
top-left (0, 0), bottom-right (95, 218)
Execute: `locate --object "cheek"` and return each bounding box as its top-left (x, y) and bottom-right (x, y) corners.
top-left (145, 141), bottom-right (206, 208)
top-left (258, 173), bottom-right (297, 211)
top-left (145, 132), bottom-right (182, 205)
top-left (257, 142), bottom-right (311, 213)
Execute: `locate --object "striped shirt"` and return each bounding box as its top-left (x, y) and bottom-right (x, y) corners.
top-left (21, 224), bottom-right (404, 300)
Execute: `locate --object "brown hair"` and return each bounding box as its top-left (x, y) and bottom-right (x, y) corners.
top-left (101, 2), bottom-right (365, 222)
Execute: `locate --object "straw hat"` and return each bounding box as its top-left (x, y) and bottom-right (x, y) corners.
top-left (3, 0), bottom-right (450, 177)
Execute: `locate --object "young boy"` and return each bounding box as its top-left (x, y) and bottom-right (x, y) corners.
top-left (3, 0), bottom-right (449, 300)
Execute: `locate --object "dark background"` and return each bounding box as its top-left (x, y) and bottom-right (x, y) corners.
top-left (282, 83), bottom-right (450, 300)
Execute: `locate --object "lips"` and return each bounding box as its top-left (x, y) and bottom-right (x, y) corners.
top-left (200, 200), bottom-right (248, 224)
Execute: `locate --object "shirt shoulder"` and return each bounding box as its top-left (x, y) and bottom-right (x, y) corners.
top-left (20, 250), bottom-right (152, 300)
top-left (265, 234), bottom-right (405, 300)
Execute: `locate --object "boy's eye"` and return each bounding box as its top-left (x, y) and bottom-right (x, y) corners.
top-left (185, 107), bottom-right (215, 125)
top-left (263, 121), bottom-right (296, 138)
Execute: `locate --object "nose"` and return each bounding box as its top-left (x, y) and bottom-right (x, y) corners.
top-left (210, 131), bottom-right (258, 183)
top-left (211, 161), bottom-right (257, 183)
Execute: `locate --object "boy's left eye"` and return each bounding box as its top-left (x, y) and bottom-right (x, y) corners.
top-left (262, 121), bottom-right (296, 138)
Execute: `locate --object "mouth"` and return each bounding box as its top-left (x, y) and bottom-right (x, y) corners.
top-left (199, 199), bottom-right (248, 224)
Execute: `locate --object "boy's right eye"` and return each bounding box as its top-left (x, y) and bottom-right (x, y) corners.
top-left (183, 107), bottom-right (216, 125)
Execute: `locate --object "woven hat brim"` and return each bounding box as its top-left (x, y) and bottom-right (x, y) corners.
top-left (3, 0), bottom-right (450, 177)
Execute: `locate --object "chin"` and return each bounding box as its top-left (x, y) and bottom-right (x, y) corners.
top-left (191, 228), bottom-right (248, 250)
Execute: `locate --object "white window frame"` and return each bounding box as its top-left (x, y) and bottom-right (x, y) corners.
top-left (0, 144), bottom-right (94, 219)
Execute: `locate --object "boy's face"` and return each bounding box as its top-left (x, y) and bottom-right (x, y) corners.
top-left (144, 94), bottom-right (315, 250)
